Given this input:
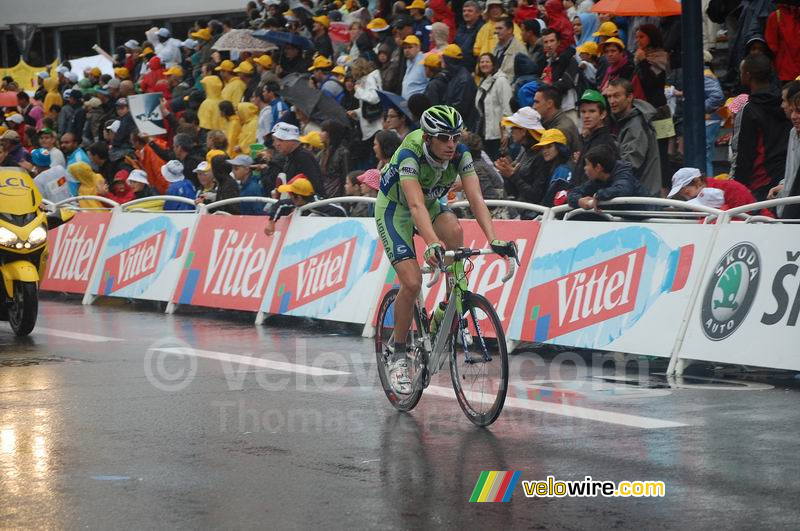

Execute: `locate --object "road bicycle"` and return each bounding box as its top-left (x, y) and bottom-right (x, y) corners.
top-left (375, 245), bottom-right (518, 427)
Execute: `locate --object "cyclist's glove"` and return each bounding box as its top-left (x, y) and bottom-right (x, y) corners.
top-left (491, 239), bottom-right (518, 260)
top-left (423, 242), bottom-right (445, 266)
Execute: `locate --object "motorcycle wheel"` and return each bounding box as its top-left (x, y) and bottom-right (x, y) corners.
top-left (8, 281), bottom-right (38, 336)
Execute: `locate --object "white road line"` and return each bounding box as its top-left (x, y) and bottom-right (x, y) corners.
top-left (35, 327), bottom-right (124, 343)
top-left (157, 347), bottom-right (351, 377)
top-left (423, 385), bottom-right (687, 429)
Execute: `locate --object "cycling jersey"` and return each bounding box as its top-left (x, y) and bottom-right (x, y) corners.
top-left (375, 129), bottom-right (477, 264)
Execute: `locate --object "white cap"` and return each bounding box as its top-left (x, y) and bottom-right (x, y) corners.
top-left (6, 114), bottom-right (24, 125)
top-left (106, 120), bottom-right (121, 133)
top-left (227, 154), bottom-right (254, 166)
top-left (124, 39), bottom-right (140, 49)
top-left (182, 38), bottom-right (199, 50)
top-left (668, 167), bottom-right (702, 198)
top-left (193, 161), bottom-right (211, 173)
top-left (160, 159), bottom-right (185, 182)
top-left (270, 122), bottom-right (300, 141)
top-left (127, 169), bottom-right (149, 185)
top-left (502, 106), bottom-right (544, 132)
top-left (37, 71), bottom-right (49, 79)
top-left (688, 187), bottom-right (725, 208)
top-left (66, 72), bottom-right (78, 83)
top-left (56, 65), bottom-right (69, 75)
top-left (157, 28), bottom-right (171, 38)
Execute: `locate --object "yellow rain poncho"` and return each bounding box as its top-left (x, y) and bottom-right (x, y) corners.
top-left (42, 77), bottom-right (62, 113)
top-left (237, 103), bottom-right (259, 154)
top-left (68, 162), bottom-right (106, 209)
top-left (223, 113), bottom-right (241, 158)
top-left (198, 76), bottom-right (225, 131)
top-left (221, 75), bottom-right (247, 105)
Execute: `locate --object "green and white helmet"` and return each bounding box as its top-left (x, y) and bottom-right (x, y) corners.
top-left (420, 105), bottom-right (463, 136)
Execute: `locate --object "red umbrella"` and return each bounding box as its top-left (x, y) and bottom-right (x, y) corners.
top-left (591, 0), bottom-right (681, 17)
top-left (0, 92), bottom-right (18, 107)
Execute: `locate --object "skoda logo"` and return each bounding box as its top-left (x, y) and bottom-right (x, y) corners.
top-left (701, 242), bottom-right (760, 341)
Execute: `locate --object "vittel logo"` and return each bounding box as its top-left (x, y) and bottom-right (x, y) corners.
top-left (104, 231), bottom-right (165, 292)
top-left (203, 229), bottom-right (275, 298)
top-left (47, 223), bottom-right (105, 281)
top-left (276, 238), bottom-right (356, 311)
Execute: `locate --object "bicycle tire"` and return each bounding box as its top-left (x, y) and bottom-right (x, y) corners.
top-left (375, 288), bottom-right (425, 412)
top-left (449, 292), bottom-right (509, 427)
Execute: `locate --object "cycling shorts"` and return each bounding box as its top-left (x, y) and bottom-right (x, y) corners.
top-left (375, 194), bottom-right (452, 264)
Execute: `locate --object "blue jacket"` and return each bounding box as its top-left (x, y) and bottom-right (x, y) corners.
top-left (567, 161), bottom-right (651, 210)
top-left (164, 179), bottom-right (196, 211)
top-left (238, 175), bottom-right (267, 216)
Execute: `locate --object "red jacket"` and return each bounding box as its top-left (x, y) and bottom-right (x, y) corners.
top-left (514, 4), bottom-right (540, 25)
top-left (428, 0), bottom-right (456, 42)
top-left (765, 6), bottom-right (800, 82)
top-left (140, 57), bottom-right (165, 94)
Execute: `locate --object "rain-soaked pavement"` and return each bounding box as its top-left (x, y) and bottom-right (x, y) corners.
top-left (1, 297), bottom-right (799, 529)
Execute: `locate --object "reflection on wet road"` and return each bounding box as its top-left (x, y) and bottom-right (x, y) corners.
top-left (1, 298), bottom-right (799, 528)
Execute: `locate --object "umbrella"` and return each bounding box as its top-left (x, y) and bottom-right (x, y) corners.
top-left (591, 0), bottom-right (680, 16)
top-left (280, 79), bottom-right (351, 128)
top-left (252, 30), bottom-right (314, 51)
top-left (0, 92), bottom-right (18, 107)
top-left (376, 90), bottom-right (416, 125)
top-left (212, 29), bottom-right (277, 53)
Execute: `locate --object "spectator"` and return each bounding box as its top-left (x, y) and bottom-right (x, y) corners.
top-left (374, 129), bottom-right (402, 171)
top-left (702, 50), bottom-right (725, 177)
top-left (461, 131), bottom-right (510, 217)
top-left (539, 28), bottom-right (581, 123)
top-left (576, 41), bottom-right (600, 85)
top-left (264, 174), bottom-right (346, 235)
top-left (534, 129), bottom-right (574, 207)
top-left (344, 170), bottom-right (369, 217)
top-left (236, 102), bottom-right (259, 155)
top-left (42, 77), bottom-right (62, 114)
top-left (63, 90), bottom-right (86, 139)
top-left (574, 13), bottom-right (600, 46)
top-left (198, 76), bottom-right (225, 131)
top-left (30, 148), bottom-right (72, 203)
top-left (493, 16), bottom-right (527, 81)
top-left (568, 144), bottom-right (649, 211)
top-left (256, 82), bottom-right (289, 144)
top-left (383, 106), bottom-right (413, 139)
top-left (0, 130), bottom-right (31, 167)
top-left (210, 155), bottom-right (241, 213)
top-left (731, 54), bottom-right (792, 200)
top-left (351, 58), bottom-right (384, 167)
top-left (780, 81), bottom-right (800, 120)
top-left (83, 99), bottom-right (105, 145)
top-left (401, 36), bottom-right (427, 99)
top-left (17, 91), bottom-right (43, 129)
top-left (193, 161), bottom-right (217, 206)
top-left (769, 92), bottom-right (800, 218)
top-left (127, 169), bottom-right (157, 200)
top-left (604, 78), bottom-right (661, 197)
top-left (269, 122), bottom-right (326, 198)
top-left (574, 89), bottom-right (616, 187)
top-left (320, 119), bottom-right (350, 197)
top-left (533, 85), bottom-right (581, 156)
top-left (161, 160), bottom-right (196, 210)
top-left (67, 161), bottom-right (108, 209)
top-left (357, 168), bottom-right (379, 215)
top-left (422, 54), bottom-right (447, 105)
top-left (299, 131), bottom-right (324, 158)
top-left (521, 19), bottom-right (545, 68)
top-left (38, 128), bottom-right (65, 168)
top-left (430, 22), bottom-right (451, 52)
top-left (668, 167), bottom-right (759, 210)
top-left (311, 15), bottom-right (334, 60)
top-left (406, 0), bottom-right (432, 51)
top-left (383, 16), bottom-right (413, 95)
top-left (140, 56), bottom-right (166, 93)
top-left (439, 45), bottom-right (478, 131)
top-left (544, 0), bottom-right (575, 53)
top-left (597, 38), bottom-right (633, 92)
top-left (105, 170), bottom-right (136, 204)
top-left (88, 142), bottom-right (116, 185)
top-left (473, 0), bottom-right (521, 58)
top-left (475, 53), bottom-right (512, 160)
top-left (228, 154), bottom-right (265, 215)
top-left (454, 1), bottom-right (484, 73)
top-left (494, 107), bottom-right (546, 210)
top-left (219, 100), bottom-right (242, 157)
top-left (309, 56), bottom-right (345, 103)
top-left (216, 60), bottom-right (247, 104)
top-left (765, 5), bottom-right (800, 83)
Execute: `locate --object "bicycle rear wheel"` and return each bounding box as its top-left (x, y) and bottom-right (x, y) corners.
top-left (449, 292), bottom-right (509, 427)
top-left (375, 288), bottom-right (425, 412)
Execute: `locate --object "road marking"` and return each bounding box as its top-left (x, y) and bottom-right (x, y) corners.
top-left (423, 385), bottom-right (687, 429)
top-left (157, 347), bottom-right (351, 377)
top-left (35, 327), bottom-right (124, 343)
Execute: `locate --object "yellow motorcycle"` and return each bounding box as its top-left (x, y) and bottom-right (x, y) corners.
top-left (0, 167), bottom-right (72, 336)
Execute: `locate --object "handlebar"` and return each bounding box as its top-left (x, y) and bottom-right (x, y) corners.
top-left (420, 247), bottom-right (517, 288)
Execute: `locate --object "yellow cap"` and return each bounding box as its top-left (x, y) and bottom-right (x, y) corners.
top-left (299, 130), bottom-right (324, 149)
top-left (191, 28), bottom-right (212, 41)
top-left (576, 41), bottom-right (599, 57)
top-left (593, 21), bottom-right (619, 37)
top-left (206, 149), bottom-right (226, 163)
top-left (139, 47), bottom-right (154, 57)
top-left (534, 129), bottom-right (567, 148)
top-left (331, 65), bottom-right (346, 77)
top-left (407, 0), bottom-right (426, 10)
top-left (402, 35), bottom-right (421, 47)
top-left (600, 37), bottom-right (625, 50)
top-left (367, 18), bottom-right (389, 31)
top-left (278, 176), bottom-right (314, 196)
top-left (442, 43), bottom-right (463, 60)
top-left (164, 65), bottom-right (184, 77)
top-left (233, 61), bottom-right (254, 74)
top-left (313, 15), bottom-right (330, 28)
top-left (114, 67), bottom-right (130, 79)
top-left (90, 67), bottom-right (102, 77)
top-left (308, 55), bottom-right (333, 71)
top-left (253, 55), bottom-right (273, 69)
top-left (420, 53), bottom-right (442, 68)
top-left (215, 59), bottom-right (236, 72)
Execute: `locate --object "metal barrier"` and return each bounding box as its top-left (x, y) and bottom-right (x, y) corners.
top-left (204, 196), bottom-right (277, 214)
top-left (54, 195), bottom-right (119, 210)
top-left (121, 195), bottom-right (196, 211)
top-left (449, 199), bottom-right (550, 218)
top-left (297, 196), bottom-right (376, 213)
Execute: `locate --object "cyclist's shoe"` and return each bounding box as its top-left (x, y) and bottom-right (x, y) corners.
top-left (388, 358), bottom-right (413, 395)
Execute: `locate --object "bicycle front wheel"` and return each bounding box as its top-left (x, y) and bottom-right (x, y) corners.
top-left (449, 292), bottom-right (509, 427)
top-left (375, 288), bottom-right (425, 412)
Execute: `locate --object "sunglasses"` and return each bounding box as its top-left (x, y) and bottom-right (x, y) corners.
top-left (433, 133), bottom-right (461, 143)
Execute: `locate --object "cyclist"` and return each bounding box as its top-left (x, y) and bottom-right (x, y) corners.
top-left (375, 104), bottom-right (516, 394)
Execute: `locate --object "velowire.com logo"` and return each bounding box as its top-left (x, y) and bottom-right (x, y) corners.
top-left (469, 471), bottom-right (521, 502)
top-left (701, 242), bottom-right (760, 341)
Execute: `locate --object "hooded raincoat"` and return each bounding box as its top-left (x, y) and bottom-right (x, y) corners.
top-left (68, 162), bottom-right (106, 209)
top-left (237, 103), bottom-right (259, 155)
top-left (198, 76), bottom-right (225, 131)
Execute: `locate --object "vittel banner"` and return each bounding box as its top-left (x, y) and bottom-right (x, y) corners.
top-left (172, 216), bottom-right (288, 311)
top-left (90, 212), bottom-right (196, 301)
top-left (681, 225), bottom-right (800, 371)
top-left (508, 223), bottom-right (713, 357)
top-left (41, 212), bottom-right (111, 293)
top-left (260, 217), bottom-right (388, 323)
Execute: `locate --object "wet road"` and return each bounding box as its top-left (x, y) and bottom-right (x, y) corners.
top-left (1, 297), bottom-right (799, 529)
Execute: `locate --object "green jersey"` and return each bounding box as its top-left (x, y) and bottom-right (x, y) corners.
top-left (377, 129), bottom-right (476, 207)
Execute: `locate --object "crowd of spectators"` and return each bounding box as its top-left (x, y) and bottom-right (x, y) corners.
top-left (1, 0), bottom-right (799, 221)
